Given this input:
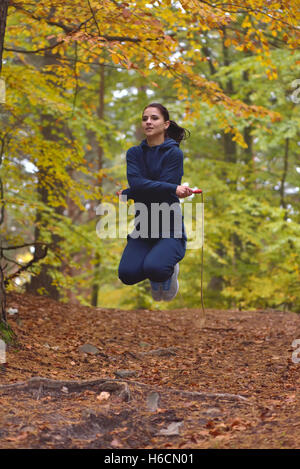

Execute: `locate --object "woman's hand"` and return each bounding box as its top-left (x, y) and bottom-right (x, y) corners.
top-left (176, 185), bottom-right (194, 198)
top-left (117, 189), bottom-right (129, 202)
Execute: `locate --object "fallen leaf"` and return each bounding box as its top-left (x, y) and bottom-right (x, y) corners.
top-left (111, 437), bottom-right (122, 448)
top-left (6, 432), bottom-right (30, 442)
top-left (97, 391), bottom-right (110, 401)
top-left (229, 418), bottom-right (242, 428)
top-left (158, 421), bottom-right (183, 436)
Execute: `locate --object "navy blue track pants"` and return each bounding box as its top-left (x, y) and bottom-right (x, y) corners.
top-left (118, 235), bottom-right (187, 285)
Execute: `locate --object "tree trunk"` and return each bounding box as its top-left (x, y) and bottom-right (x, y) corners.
top-left (91, 63), bottom-right (105, 306)
top-left (222, 26), bottom-right (237, 169)
top-left (242, 67), bottom-right (255, 188)
top-left (208, 25), bottom-right (241, 303)
top-left (26, 166), bottom-right (63, 300)
top-left (0, 0), bottom-right (9, 323)
top-left (25, 49), bottom-right (65, 300)
top-left (0, 0), bottom-right (9, 75)
top-left (279, 137), bottom-right (289, 219)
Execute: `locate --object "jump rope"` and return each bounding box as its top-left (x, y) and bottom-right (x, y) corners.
top-left (192, 189), bottom-right (205, 323)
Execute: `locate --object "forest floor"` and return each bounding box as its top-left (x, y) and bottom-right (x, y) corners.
top-left (0, 292), bottom-right (299, 450)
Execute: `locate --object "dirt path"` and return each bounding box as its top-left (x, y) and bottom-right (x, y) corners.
top-left (0, 292), bottom-right (299, 449)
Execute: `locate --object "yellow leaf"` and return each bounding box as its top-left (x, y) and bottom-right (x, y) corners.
top-left (111, 53), bottom-right (120, 65)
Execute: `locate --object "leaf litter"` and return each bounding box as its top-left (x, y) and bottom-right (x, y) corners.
top-left (0, 292), bottom-right (299, 449)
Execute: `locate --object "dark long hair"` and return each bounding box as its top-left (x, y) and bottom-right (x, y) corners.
top-left (143, 103), bottom-right (190, 144)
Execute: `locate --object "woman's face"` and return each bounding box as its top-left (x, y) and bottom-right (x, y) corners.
top-left (142, 107), bottom-right (170, 139)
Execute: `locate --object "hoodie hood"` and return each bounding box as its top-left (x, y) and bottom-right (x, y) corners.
top-left (140, 137), bottom-right (179, 150)
top-left (136, 137), bottom-right (182, 193)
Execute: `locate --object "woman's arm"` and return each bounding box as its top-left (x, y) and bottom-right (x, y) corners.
top-left (126, 148), bottom-right (178, 197)
top-left (116, 187), bottom-right (135, 201)
top-left (118, 184), bottom-right (193, 200)
top-left (120, 148), bottom-right (193, 199)
top-left (156, 149), bottom-right (194, 196)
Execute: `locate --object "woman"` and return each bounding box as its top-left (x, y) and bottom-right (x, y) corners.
top-left (117, 103), bottom-right (193, 301)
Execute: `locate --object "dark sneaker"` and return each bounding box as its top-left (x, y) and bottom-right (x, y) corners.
top-left (150, 280), bottom-right (163, 301)
top-left (161, 263), bottom-right (179, 301)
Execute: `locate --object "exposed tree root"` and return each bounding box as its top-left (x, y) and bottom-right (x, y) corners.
top-left (0, 377), bottom-right (131, 401)
top-left (0, 376), bottom-right (249, 404)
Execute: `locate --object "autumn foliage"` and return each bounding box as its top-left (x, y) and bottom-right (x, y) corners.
top-left (0, 0), bottom-right (299, 315)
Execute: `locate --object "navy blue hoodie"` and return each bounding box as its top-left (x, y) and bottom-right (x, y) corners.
top-left (122, 138), bottom-right (187, 239)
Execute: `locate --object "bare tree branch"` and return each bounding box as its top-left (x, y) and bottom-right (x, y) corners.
top-left (1, 242), bottom-right (51, 251)
top-left (198, 0), bottom-right (300, 31)
top-left (1, 242), bottom-right (50, 286)
top-left (86, 0), bottom-right (101, 36)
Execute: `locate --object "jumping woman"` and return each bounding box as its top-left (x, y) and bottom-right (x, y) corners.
top-left (117, 103), bottom-right (193, 301)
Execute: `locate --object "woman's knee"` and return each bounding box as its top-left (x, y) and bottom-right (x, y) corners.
top-left (143, 260), bottom-right (171, 282)
top-left (118, 265), bottom-right (138, 285)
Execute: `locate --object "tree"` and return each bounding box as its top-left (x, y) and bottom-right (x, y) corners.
top-left (1, 0), bottom-right (299, 314)
top-left (0, 0), bottom-right (9, 75)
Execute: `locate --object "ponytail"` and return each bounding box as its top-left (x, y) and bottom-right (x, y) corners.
top-left (166, 120), bottom-right (190, 144)
top-left (143, 103), bottom-right (190, 145)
